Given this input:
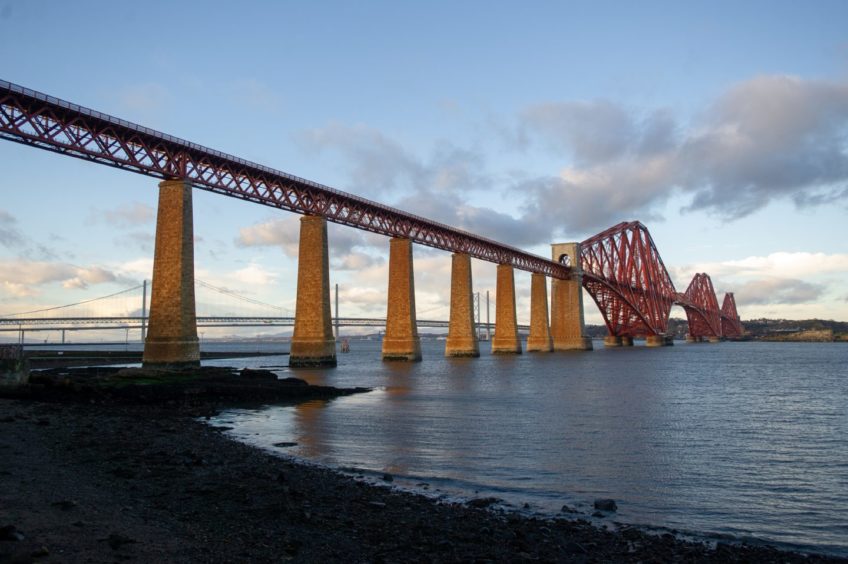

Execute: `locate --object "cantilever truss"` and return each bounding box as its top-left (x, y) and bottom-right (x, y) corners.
top-left (0, 80), bottom-right (569, 279)
top-left (681, 273), bottom-right (722, 338)
top-left (580, 222), bottom-right (741, 339)
top-left (720, 293), bottom-right (744, 338)
top-left (580, 221), bottom-right (677, 337)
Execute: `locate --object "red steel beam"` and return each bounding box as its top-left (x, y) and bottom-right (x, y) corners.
top-left (580, 221), bottom-right (677, 337)
top-left (0, 79), bottom-right (570, 279)
top-left (720, 292), bottom-right (744, 338)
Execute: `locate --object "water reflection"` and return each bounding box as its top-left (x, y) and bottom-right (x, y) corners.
top-left (216, 341), bottom-right (848, 556)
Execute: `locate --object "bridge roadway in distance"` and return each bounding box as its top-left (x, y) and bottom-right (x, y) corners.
top-left (0, 317), bottom-right (524, 332)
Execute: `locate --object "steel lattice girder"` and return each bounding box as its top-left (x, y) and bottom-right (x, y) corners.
top-left (681, 273), bottom-right (722, 338)
top-left (580, 221), bottom-right (677, 337)
top-left (720, 292), bottom-right (743, 337)
top-left (0, 79), bottom-right (569, 279)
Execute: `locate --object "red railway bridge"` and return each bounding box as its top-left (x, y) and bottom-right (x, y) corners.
top-left (0, 79), bottom-right (742, 366)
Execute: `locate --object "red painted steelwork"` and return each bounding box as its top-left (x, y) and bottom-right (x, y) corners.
top-left (0, 80), bottom-right (569, 279)
top-left (720, 292), bottom-right (744, 338)
top-left (580, 221), bottom-right (677, 337)
top-left (580, 222), bottom-right (738, 340)
top-left (681, 273), bottom-right (722, 338)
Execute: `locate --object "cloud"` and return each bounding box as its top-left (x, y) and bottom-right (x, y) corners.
top-left (232, 263), bottom-right (277, 286)
top-left (333, 252), bottom-right (384, 271)
top-left (237, 215), bottom-right (386, 258)
top-left (295, 123), bottom-right (491, 200)
top-left (62, 267), bottom-right (117, 289)
top-left (516, 75), bottom-right (848, 234)
top-left (732, 278), bottom-right (825, 305)
top-left (89, 202), bottom-right (155, 227)
top-left (0, 210), bottom-right (23, 248)
top-left (673, 251), bottom-right (848, 282)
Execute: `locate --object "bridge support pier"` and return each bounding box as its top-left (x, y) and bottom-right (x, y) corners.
top-left (492, 264), bottom-right (522, 354)
top-left (290, 216), bottom-right (336, 368)
top-left (526, 273), bottom-right (552, 352)
top-left (550, 243), bottom-right (593, 351)
top-left (382, 238), bottom-right (422, 361)
top-left (621, 336), bottom-right (634, 347)
top-left (707, 336), bottom-right (722, 343)
top-left (603, 335), bottom-right (622, 348)
top-left (686, 334), bottom-right (701, 343)
top-left (646, 335), bottom-right (674, 347)
top-left (445, 253), bottom-right (479, 357)
top-left (143, 180), bottom-right (200, 368)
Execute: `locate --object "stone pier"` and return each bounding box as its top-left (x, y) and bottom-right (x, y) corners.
top-left (290, 216), bottom-right (336, 368)
top-left (550, 243), bottom-right (593, 351)
top-left (445, 253), bottom-right (479, 357)
top-left (143, 180), bottom-right (200, 367)
top-left (492, 264), bottom-right (522, 354)
top-left (603, 335), bottom-right (622, 348)
top-left (382, 238), bottom-right (422, 361)
top-left (646, 334), bottom-right (674, 347)
top-left (526, 273), bottom-right (552, 352)
top-left (621, 336), bottom-right (634, 347)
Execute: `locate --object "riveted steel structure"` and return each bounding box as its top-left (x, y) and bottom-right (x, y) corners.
top-left (579, 221), bottom-right (741, 341)
top-left (720, 292), bottom-right (744, 338)
top-left (0, 80), bottom-right (569, 280)
top-left (580, 221), bottom-right (676, 338)
top-left (680, 273), bottom-right (722, 339)
top-left (0, 80), bottom-right (744, 347)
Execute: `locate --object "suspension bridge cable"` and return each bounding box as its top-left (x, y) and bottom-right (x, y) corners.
top-left (195, 279), bottom-right (288, 314)
top-left (0, 284), bottom-right (145, 318)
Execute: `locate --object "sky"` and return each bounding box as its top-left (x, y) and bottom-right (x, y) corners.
top-left (1, 0), bottom-right (847, 340)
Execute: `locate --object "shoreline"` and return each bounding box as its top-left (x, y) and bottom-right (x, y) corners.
top-left (2, 397), bottom-right (845, 562)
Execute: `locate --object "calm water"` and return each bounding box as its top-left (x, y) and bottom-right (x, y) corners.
top-left (207, 340), bottom-right (848, 556)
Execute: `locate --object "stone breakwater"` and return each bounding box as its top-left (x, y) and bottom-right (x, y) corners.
top-left (2, 396), bottom-right (846, 562)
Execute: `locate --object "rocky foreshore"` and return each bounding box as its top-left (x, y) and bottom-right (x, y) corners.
top-left (1, 393), bottom-right (846, 562)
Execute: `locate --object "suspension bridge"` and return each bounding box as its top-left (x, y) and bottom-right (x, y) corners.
top-left (0, 280), bottom-right (506, 343)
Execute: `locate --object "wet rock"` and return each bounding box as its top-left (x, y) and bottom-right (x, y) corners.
top-left (622, 527), bottom-right (642, 541)
top-left (593, 498), bottom-right (617, 512)
top-left (239, 369), bottom-right (276, 381)
top-left (0, 524), bottom-right (24, 541)
top-left (103, 533), bottom-right (137, 550)
top-left (279, 377), bottom-right (308, 386)
top-left (273, 442), bottom-right (298, 448)
top-left (466, 497), bottom-right (501, 509)
top-left (51, 499), bottom-right (78, 510)
top-left (381, 473), bottom-right (393, 482)
top-left (560, 504), bottom-right (578, 514)
top-left (563, 541), bottom-right (588, 554)
top-left (31, 546), bottom-right (49, 558)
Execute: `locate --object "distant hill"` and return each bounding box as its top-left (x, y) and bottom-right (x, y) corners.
top-left (585, 318), bottom-right (848, 342)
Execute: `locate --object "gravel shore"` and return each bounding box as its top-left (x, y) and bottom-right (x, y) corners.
top-left (1, 397), bottom-right (844, 563)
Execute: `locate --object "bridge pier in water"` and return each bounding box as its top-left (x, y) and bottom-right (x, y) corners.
top-left (290, 216), bottom-right (336, 368)
top-left (550, 243), bottom-right (593, 351)
top-left (492, 264), bottom-right (522, 354)
top-left (646, 335), bottom-right (674, 347)
top-left (445, 253), bottom-right (479, 357)
top-left (526, 273), bottom-right (553, 352)
top-left (382, 238), bottom-right (422, 361)
top-left (604, 335), bottom-right (622, 348)
top-left (143, 180), bottom-right (200, 368)
top-left (621, 336), bottom-right (634, 347)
